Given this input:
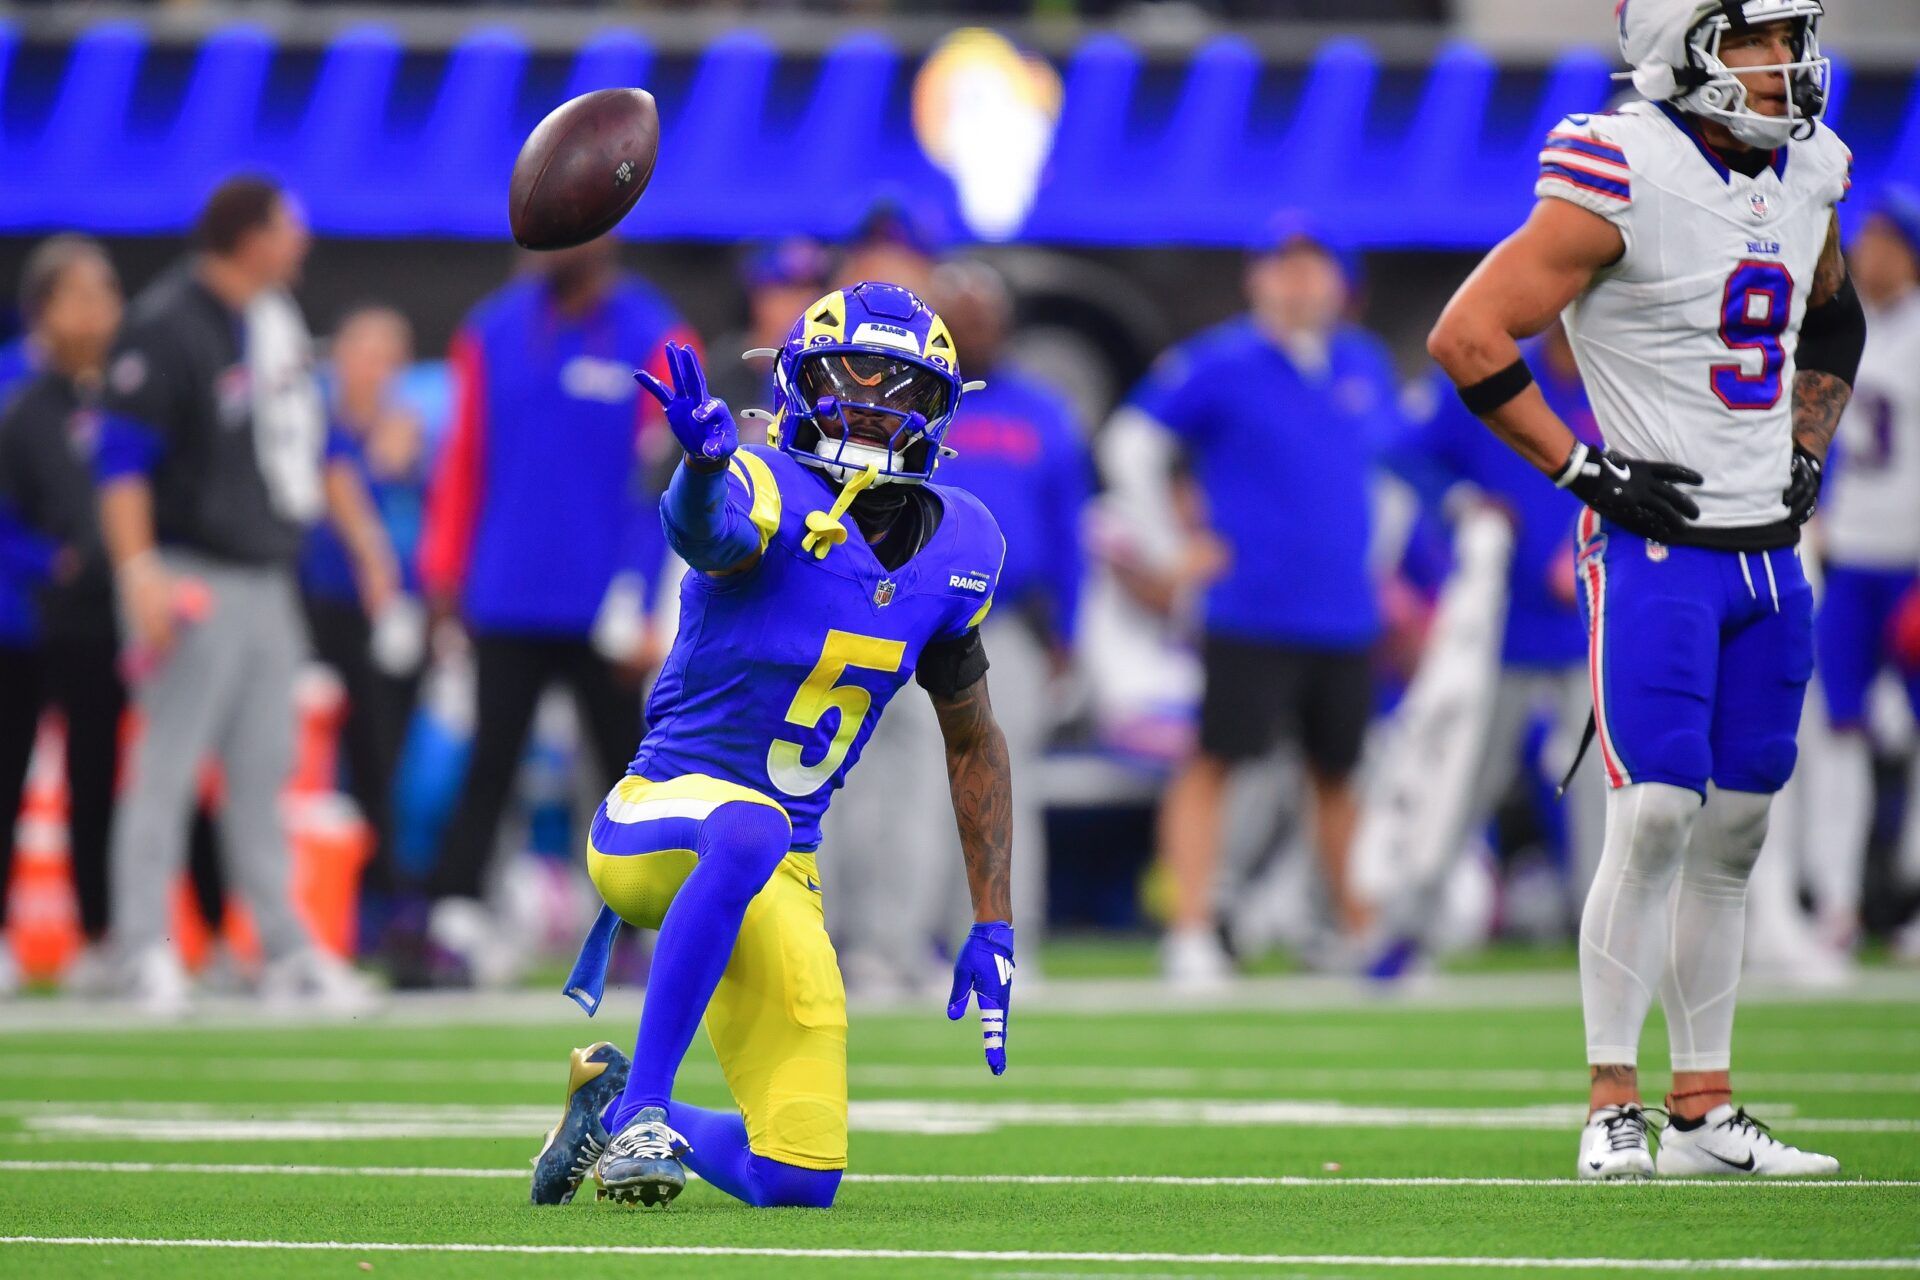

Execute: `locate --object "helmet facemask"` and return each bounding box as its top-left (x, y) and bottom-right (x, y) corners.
top-left (783, 349), bottom-right (955, 486)
top-left (1678, 2), bottom-right (1829, 149)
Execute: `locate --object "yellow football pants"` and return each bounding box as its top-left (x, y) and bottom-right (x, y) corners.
top-left (585, 773), bottom-right (849, 1170)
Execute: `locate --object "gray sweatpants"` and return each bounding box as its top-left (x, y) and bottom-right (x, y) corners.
top-left (111, 551), bottom-right (311, 961)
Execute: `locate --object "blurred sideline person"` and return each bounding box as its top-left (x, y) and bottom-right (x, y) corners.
top-left (0, 237), bottom-right (123, 996)
top-left (97, 176), bottom-right (395, 1015)
top-left (0, 277), bottom-right (49, 998)
top-left (710, 238), bottom-right (833, 413)
top-left (1377, 324), bottom-right (1608, 961)
top-left (1428, 3), bottom-right (1856, 1177)
top-left (0, 239), bottom-right (243, 999)
top-left (839, 197), bottom-right (941, 299)
top-left (302, 304), bottom-right (429, 934)
top-left (0, 318), bottom-right (47, 989)
top-left (416, 237), bottom-right (688, 984)
top-left (1105, 224), bottom-right (1402, 988)
top-left (1799, 188), bottom-right (1920, 948)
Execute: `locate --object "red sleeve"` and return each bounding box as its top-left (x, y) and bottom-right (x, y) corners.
top-left (419, 330), bottom-right (487, 604)
top-left (634, 323), bottom-right (703, 457)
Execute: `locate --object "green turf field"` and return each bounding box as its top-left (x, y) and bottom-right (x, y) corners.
top-left (1, 969), bottom-right (1916, 1277)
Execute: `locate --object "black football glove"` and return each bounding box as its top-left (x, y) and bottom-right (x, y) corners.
top-left (1558, 444), bottom-right (1703, 544)
top-left (1783, 444), bottom-right (1824, 526)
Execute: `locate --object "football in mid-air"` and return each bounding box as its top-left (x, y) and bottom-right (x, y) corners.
top-left (508, 88), bottom-right (659, 250)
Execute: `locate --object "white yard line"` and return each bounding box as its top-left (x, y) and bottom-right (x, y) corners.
top-left (0, 969), bottom-right (1911, 1032)
top-left (1, 1159), bottom-right (1917, 1189)
top-left (13, 1097), bottom-right (1918, 1141)
top-left (0, 1236), bottom-right (1914, 1270)
top-left (0, 1159), bottom-right (525, 1180)
top-left (4, 1054), bottom-right (1913, 1096)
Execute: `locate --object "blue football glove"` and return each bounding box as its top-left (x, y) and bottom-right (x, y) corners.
top-left (634, 341), bottom-right (737, 463)
top-left (946, 921), bottom-right (1014, 1076)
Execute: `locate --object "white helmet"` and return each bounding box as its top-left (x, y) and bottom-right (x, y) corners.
top-left (1617, 0), bottom-right (1830, 149)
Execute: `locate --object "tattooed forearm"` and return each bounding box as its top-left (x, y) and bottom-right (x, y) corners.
top-left (1792, 369), bottom-right (1852, 461)
top-left (932, 677), bottom-right (1013, 924)
top-left (1810, 213), bottom-right (1847, 307)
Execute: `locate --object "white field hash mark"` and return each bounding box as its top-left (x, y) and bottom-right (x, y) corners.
top-left (1, 1237), bottom-right (1916, 1271)
top-left (2, 1160), bottom-right (1917, 1190)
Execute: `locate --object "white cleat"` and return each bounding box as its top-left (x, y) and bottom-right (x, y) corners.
top-left (259, 948), bottom-right (382, 1017)
top-left (1161, 927), bottom-right (1234, 992)
top-left (123, 944), bottom-right (192, 1019)
top-left (1577, 1104), bottom-right (1656, 1180)
top-left (1656, 1105), bottom-right (1840, 1178)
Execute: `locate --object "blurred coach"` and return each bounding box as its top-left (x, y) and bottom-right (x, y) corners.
top-left (1105, 223), bottom-right (1402, 987)
top-left (416, 237), bottom-right (690, 982)
top-left (0, 236), bottom-right (123, 995)
top-left (96, 176), bottom-right (396, 1013)
top-left (302, 304), bottom-right (430, 926)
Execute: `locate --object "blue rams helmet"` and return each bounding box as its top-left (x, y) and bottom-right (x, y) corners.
top-left (763, 281), bottom-right (971, 486)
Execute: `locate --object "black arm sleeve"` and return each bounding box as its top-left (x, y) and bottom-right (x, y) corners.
top-left (916, 626), bottom-right (990, 699)
top-left (1797, 274), bottom-right (1867, 388)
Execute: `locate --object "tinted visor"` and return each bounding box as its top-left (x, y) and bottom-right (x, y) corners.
top-left (796, 351), bottom-right (952, 422)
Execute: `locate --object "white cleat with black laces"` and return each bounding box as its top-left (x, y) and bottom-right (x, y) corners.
top-left (1577, 1104), bottom-right (1656, 1179)
top-left (1656, 1105), bottom-right (1840, 1178)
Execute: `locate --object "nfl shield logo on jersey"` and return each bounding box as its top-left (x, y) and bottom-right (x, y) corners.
top-left (873, 578), bottom-right (897, 607)
top-left (1749, 192), bottom-right (1770, 220)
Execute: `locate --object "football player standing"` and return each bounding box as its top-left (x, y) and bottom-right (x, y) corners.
top-left (1429, 0), bottom-right (1861, 1178)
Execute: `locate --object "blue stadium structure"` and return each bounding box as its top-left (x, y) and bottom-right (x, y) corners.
top-left (0, 20), bottom-right (1913, 245)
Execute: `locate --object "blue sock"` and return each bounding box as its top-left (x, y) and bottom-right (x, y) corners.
top-left (667, 1101), bottom-right (842, 1209)
top-left (605, 800), bottom-right (791, 1135)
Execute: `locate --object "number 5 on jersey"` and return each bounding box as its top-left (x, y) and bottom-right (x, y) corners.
top-left (767, 629), bottom-right (906, 796)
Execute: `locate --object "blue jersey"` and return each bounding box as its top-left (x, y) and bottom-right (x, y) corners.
top-left (935, 364), bottom-right (1090, 644)
top-left (301, 415), bottom-right (426, 605)
top-left (1402, 348), bottom-right (1602, 668)
top-left (632, 445), bottom-right (1005, 852)
top-left (1129, 316), bottom-right (1400, 649)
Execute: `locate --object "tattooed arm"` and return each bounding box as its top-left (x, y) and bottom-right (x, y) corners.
top-left (1793, 213), bottom-right (1857, 463)
top-left (931, 675), bottom-right (1013, 924)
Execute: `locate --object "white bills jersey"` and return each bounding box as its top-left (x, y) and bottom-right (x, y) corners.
top-left (1822, 290), bottom-right (1920, 568)
top-left (1537, 101), bottom-right (1852, 532)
